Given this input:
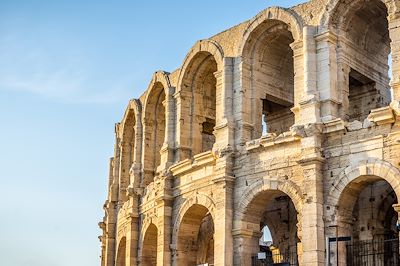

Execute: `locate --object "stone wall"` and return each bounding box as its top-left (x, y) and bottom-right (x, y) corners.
top-left (99, 0), bottom-right (400, 265)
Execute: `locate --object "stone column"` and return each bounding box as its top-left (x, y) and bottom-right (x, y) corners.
top-left (393, 203), bottom-right (400, 254)
top-left (338, 64), bottom-right (351, 121)
top-left (315, 31), bottom-right (340, 122)
top-left (160, 87), bottom-right (176, 170)
top-left (126, 210), bottom-right (139, 266)
top-left (290, 40), bottom-right (304, 124)
top-left (156, 175), bottom-right (173, 266)
top-left (104, 201), bottom-right (117, 266)
top-left (299, 26), bottom-right (320, 125)
top-left (235, 59), bottom-right (254, 144)
top-left (326, 212), bottom-right (353, 266)
top-left (389, 8), bottom-right (400, 103)
top-left (119, 139), bottom-right (132, 203)
top-left (174, 90), bottom-right (193, 161)
top-left (213, 58), bottom-right (235, 151)
top-left (298, 124), bottom-right (325, 266)
top-left (104, 137), bottom-right (121, 266)
top-left (99, 222), bottom-right (107, 266)
top-left (232, 229), bottom-right (262, 266)
top-left (212, 153), bottom-right (234, 266)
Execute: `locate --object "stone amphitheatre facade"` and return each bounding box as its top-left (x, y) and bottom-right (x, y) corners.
top-left (99, 0), bottom-right (400, 265)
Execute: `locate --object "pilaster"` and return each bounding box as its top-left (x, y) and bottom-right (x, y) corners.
top-left (212, 151), bottom-right (235, 266)
top-left (156, 174), bottom-right (173, 266)
top-left (298, 124), bottom-right (325, 266)
top-left (315, 31), bottom-right (341, 122)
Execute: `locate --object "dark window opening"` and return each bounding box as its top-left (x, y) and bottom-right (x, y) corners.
top-left (348, 69), bottom-right (382, 122)
top-left (262, 94), bottom-right (294, 135)
top-left (202, 118), bottom-right (215, 152)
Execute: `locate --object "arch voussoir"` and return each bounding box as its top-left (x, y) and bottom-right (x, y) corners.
top-left (328, 159), bottom-right (400, 208)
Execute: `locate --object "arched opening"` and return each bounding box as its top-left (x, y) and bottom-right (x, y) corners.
top-left (142, 223), bottom-right (158, 266)
top-left (242, 20), bottom-right (295, 139)
top-left (181, 52), bottom-right (217, 157)
top-left (116, 237), bottom-right (126, 266)
top-left (235, 190), bottom-right (299, 266)
top-left (331, 0), bottom-right (391, 122)
top-left (176, 204), bottom-right (215, 266)
top-left (119, 108), bottom-right (136, 202)
top-left (143, 82), bottom-right (166, 186)
top-left (332, 176), bottom-right (398, 265)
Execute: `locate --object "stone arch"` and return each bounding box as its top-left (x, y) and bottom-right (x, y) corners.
top-left (139, 213), bottom-right (158, 247)
top-left (119, 99), bottom-right (142, 141)
top-left (118, 99), bottom-right (142, 202)
top-left (177, 39), bottom-right (224, 92)
top-left (175, 39), bottom-right (224, 160)
top-left (172, 193), bottom-right (216, 266)
top-left (141, 222), bottom-right (158, 266)
top-left (234, 177), bottom-right (303, 227)
top-left (320, 0), bottom-right (392, 124)
top-left (327, 159), bottom-right (400, 208)
top-left (142, 71), bottom-right (171, 185)
top-left (238, 7), bottom-right (303, 140)
top-left (320, 0), bottom-right (395, 31)
top-left (238, 6), bottom-right (303, 56)
top-left (233, 177), bottom-right (303, 266)
top-left (116, 236), bottom-right (126, 266)
top-left (171, 193), bottom-right (216, 246)
top-left (145, 71), bottom-right (171, 94)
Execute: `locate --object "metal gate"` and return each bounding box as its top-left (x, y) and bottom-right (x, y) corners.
top-left (251, 248), bottom-right (298, 266)
top-left (346, 238), bottom-right (400, 266)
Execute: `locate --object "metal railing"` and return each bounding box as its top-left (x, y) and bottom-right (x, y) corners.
top-left (251, 249), bottom-right (298, 266)
top-left (346, 238), bottom-right (400, 266)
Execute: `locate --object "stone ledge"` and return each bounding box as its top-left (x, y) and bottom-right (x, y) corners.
top-left (368, 106), bottom-right (395, 125)
top-left (245, 131), bottom-right (300, 151)
top-left (169, 151), bottom-right (215, 176)
top-left (323, 118), bottom-right (346, 134)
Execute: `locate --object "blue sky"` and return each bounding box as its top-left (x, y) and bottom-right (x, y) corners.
top-left (0, 1), bottom-right (303, 265)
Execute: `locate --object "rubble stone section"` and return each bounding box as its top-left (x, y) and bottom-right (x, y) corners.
top-left (99, 0), bottom-right (400, 265)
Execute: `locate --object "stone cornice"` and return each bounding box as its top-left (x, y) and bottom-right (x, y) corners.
top-left (368, 106), bottom-right (395, 126)
top-left (323, 118), bottom-right (346, 134)
top-left (169, 151), bottom-right (215, 176)
top-left (246, 131), bottom-right (301, 151)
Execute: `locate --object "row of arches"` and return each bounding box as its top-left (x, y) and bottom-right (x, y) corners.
top-left (114, 159), bottom-right (400, 265)
top-left (115, 0), bottom-right (398, 200)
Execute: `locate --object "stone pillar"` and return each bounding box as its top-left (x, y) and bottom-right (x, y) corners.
top-left (235, 59), bottom-right (254, 144)
top-left (174, 90), bottom-right (193, 161)
top-left (126, 211), bottom-right (139, 266)
top-left (160, 87), bottom-right (176, 170)
top-left (99, 222), bottom-right (107, 266)
top-left (104, 201), bottom-right (117, 266)
top-left (290, 40), bottom-right (304, 124)
top-left (326, 212), bottom-right (353, 266)
top-left (315, 31), bottom-right (340, 122)
top-left (104, 136), bottom-right (121, 266)
top-left (119, 139), bottom-right (132, 203)
top-left (393, 203), bottom-right (400, 254)
top-left (156, 175), bottom-right (173, 266)
top-left (213, 58), bottom-right (235, 151)
top-left (212, 154), bottom-right (234, 266)
top-left (299, 26), bottom-right (320, 125)
top-left (338, 64), bottom-right (351, 121)
top-left (232, 229), bottom-right (262, 266)
top-left (298, 124), bottom-right (325, 266)
top-left (389, 8), bottom-right (400, 103)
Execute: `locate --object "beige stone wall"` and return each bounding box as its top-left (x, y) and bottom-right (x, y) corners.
top-left (99, 0), bottom-right (400, 265)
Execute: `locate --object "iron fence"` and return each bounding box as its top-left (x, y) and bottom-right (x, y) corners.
top-left (251, 249), bottom-right (298, 266)
top-left (346, 238), bottom-right (400, 266)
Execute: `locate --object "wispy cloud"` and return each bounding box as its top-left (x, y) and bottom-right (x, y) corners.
top-left (0, 34), bottom-right (130, 104)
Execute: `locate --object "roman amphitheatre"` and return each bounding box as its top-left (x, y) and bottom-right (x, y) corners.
top-left (99, 0), bottom-right (400, 265)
